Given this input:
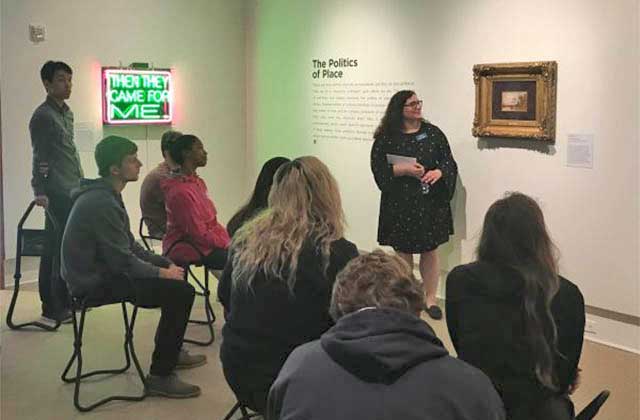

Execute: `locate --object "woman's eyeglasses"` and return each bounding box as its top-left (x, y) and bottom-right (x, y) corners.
top-left (404, 100), bottom-right (423, 109)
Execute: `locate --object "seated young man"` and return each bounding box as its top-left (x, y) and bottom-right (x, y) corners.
top-left (161, 134), bottom-right (230, 269)
top-left (61, 135), bottom-right (206, 398)
top-left (140, 130), bottom-right (182, 238)
top-left (267, 250), bottom-right (506, 420)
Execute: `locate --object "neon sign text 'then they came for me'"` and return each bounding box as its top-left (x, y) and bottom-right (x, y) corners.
top-left (102, 68), bottom-right (173, 125)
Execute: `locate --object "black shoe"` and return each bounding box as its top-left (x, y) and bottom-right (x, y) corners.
top-left (42, 309), bottom-right (73, 324)
top-left (426, 305), bottom-right (443, 320)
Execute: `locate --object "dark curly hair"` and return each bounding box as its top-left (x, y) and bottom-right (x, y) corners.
top-left (329, 249), bottom-right (425, 321)
top-left (374, 90), bottom-right (424, 139)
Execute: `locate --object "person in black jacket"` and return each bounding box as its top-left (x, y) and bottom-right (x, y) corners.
top-left (226, 156), bottom-right (290, 238)
top-left (446, 192), bottom-right (585, 420)
top-left (218, 156), bottom-right (359, 414)
top-left (267, 250), bottom-right (505, 420)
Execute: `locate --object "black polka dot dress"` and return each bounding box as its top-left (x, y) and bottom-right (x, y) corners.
top-left (370, 122), bottom-right (458, 254)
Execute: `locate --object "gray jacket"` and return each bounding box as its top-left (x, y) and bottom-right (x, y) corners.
top-left (29, 96), bottom-right (83, 197)
top-left (61, 178), bottom-right (171, 297)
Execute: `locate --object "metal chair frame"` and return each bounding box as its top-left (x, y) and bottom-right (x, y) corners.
top-left (576, 390), bottom-right (610, 420)
top-left (139, 217), bottom-right (216, 346)
top-left (164, 237), bottom-right (216, 346)
top-left (6, 201), bottom-right (62, 331)
top-left (60, 296), bottom-right (147, 412)
top-left (222, 401), bottom-right (261, 420)
top-left (138, 217), bottom-right (162, 253)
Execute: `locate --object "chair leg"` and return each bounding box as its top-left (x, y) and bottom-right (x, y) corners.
top-left (223, 401), bottom-right (242, 420)
top-left (62, 303), bottom-right (131, 382)
top-left (188, 268), bottom-right (216, 326)
top-left (6, 268), bottom-right (60, 331)
top-left (184, 269), bottom-right (215, 346)
top-left (126, 305), bottom-right (147, 387)
top-left (240, 404), bottom-right (261, 419)
top-left (60, 301), bottom-right (147, 411)
top-left (61, 305), bottom-right (83, 384)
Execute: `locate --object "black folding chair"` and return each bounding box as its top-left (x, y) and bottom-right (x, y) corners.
top-left (60, 292), bottom-right (147, 412)
top-left (138, 217), bottom-right (162, 252)
top-left (164, 238), bottom-right (216, 346)
top-left (6, 200), bottom-right (61, 331)
top-left (222, 401), bottom-right (261, 420)
top-left (575, 390), bottom-right (610, 420)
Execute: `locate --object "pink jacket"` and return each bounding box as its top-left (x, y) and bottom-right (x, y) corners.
top-left (161, 173), bottom-right (230, 265)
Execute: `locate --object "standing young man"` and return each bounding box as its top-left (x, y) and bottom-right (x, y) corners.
top-left (61, 135), bottom-right (205, 398)
top-left (30, 61), bottom-right (83, 322)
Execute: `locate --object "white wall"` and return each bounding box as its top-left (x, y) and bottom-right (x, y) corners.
top-left (637, 0), bottom-right (640, 335)
top-left (1, 0), bottom-right (249, 259)
top-left (425, 0), bottom-right (639, 319)
top-left (1, 0), bottom-right (638, 349)
top-left (250, 0), bottom-right (640, 346)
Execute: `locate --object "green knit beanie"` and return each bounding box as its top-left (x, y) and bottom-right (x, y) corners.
top-left (95, 135), bottom-right (138, 177)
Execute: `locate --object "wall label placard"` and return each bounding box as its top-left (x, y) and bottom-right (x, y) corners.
top-left (102, 68), bottom-right (172, 125)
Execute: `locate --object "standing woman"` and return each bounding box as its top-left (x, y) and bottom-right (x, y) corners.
top-left (370, 90), bottom-right (457, 319)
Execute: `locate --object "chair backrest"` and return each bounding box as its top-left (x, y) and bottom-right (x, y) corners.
top-left (138, 217), bottom-right (163, 252)
top-left (575, 390), bottom-right (610, 420)
top-left (18, 201), bottom-right (60, 257)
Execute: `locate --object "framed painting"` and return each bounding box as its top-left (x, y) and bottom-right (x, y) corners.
top-left (472, 61), bottom-right (557, 141)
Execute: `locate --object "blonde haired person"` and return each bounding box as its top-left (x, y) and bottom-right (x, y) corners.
top-left (267, 251), bottom-right (505, 420)
top-left (218, 156), bottom-right (358, 414)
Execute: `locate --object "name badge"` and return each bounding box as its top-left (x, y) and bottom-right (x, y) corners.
top-left (416, 133), bottom-right (428, 141)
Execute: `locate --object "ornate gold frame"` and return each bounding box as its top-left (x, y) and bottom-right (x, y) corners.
top-left (473, 61), bottom-right (557, 141)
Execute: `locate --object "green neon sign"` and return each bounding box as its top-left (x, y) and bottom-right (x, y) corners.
top-left (102, 68), bottom-right (173, 125)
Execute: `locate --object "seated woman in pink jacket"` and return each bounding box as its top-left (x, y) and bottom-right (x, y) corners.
top-left (161, 134), bottom-right (230, 269)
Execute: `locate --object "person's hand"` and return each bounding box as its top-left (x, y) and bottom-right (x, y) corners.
top-left (421, 169), bottom-right (442, 185)
top-left (394, 162), bottom-right (424, 178)
top-left (160, 264), bottom-right (185, 281)
top-left (34, 195), bottom-right (49, 208)
top-left (568, 367), bottom-right (582, 395)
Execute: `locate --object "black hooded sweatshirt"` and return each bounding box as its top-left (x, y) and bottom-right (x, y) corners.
top-left (267, 308), bottom-right (505, 420)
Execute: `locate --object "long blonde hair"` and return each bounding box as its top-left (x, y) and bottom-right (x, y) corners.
top-left (231, 156), bottom-right (346, 291)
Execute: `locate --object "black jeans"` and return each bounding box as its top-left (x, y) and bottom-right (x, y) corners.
top-left (201, 247), bottom-right (228, 270)
top-left (96, 276), bottom-right (196, 376)
top-left (39, 193), bottom-right (72, 316)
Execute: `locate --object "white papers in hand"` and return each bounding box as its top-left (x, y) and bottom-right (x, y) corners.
top-left (386, 154), bottom-right (417, 165)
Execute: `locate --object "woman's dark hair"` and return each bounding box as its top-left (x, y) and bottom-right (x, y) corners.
top-left (168, 134), bottom-right (199, 165)
top-left (374, 90), bottom-right (421, 139)
top-left (477, 192), bottom-right (561, 390)
top-left (226, 157), bottom-right (290, 237)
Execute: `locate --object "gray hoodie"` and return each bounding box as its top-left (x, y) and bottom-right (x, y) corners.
top-left (267, 308), bottom-right (505, 420)
top-left (61, 178), bottom-right (171, 297)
